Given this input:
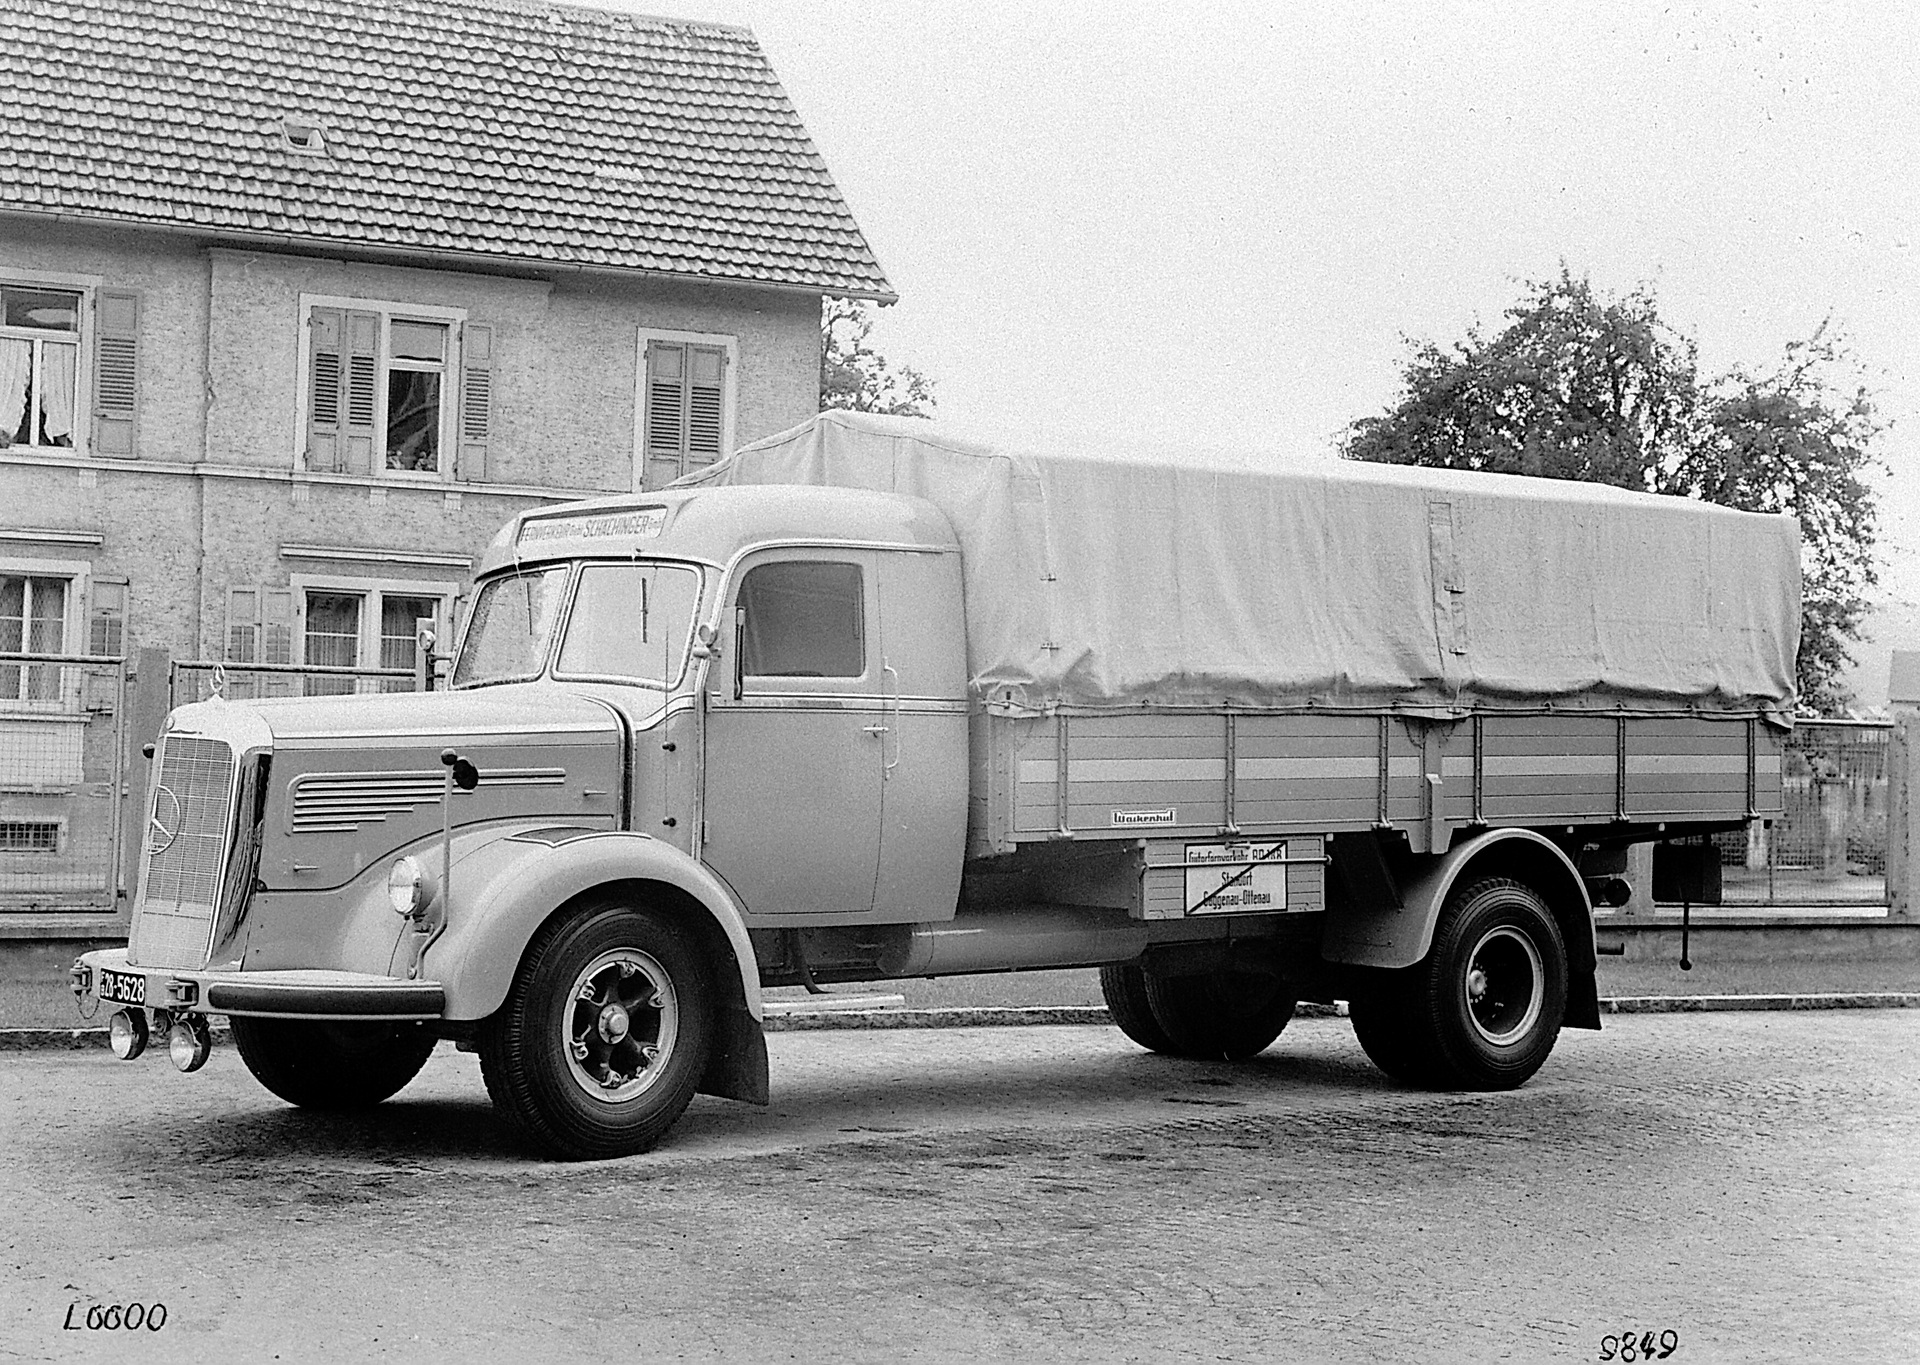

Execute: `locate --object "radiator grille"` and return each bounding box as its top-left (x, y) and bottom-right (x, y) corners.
top-left (130, 735), bottom-right (237, 969)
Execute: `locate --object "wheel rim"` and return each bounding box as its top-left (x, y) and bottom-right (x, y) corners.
top-left (562, 949), bottom-right (679, 1103)
top-left (1461, 925), bottom-right (1543, 1047)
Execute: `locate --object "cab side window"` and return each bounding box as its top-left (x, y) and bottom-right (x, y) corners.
top-left (737, 561), bottom-right (864, 679)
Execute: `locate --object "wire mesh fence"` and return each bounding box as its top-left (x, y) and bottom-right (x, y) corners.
top-left (0, 651), bottom-right (127, 910)
top-left (1714, 720), bottom-right (1891, 906)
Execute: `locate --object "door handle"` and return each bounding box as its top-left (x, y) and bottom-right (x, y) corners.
top-left (862, 724), bottom-right (889, 736)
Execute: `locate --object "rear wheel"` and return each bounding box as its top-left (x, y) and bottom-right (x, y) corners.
top-left (1100, 962), bottom-right (1178, 1053)
top-left (479, 901), bottom-right (714, 1161)
top-left (1408, 877), bottom-right (1567, 1089)
top-left (230, 1018), bottom-right (436, 1110)
top-left (1143, 967), bottom-right (1297, 1060)
top-left (1348, 979), bottom-right (1439, 1086)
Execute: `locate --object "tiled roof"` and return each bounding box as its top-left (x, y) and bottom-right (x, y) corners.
top-left (0, 0), bottom-right (894, 298)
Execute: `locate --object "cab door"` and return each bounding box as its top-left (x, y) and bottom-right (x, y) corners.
top-left (872, 547), bottom-right (968, 920)
top-left (701, 549), bottom-right (883, 918)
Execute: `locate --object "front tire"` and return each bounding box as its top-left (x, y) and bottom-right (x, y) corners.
top-left (479, 901), bottom-right (714, 1161)
top-left (230, 1018), bottom-right (436, 1110)
top-left (1408, 877), bottom-right (1567, 1089)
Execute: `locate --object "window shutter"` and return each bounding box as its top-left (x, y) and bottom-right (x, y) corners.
top-left (306, 307), bottom-right (344, 472)
top-left (686, 344), bottom-right (726, 469)
top-left (261, 588), bottom-right (294, 665)
top-left (87, 576), bottom-right (129, 657)
top-left (342, 311), bottom-right (380, 475)
top-left (225, 587), bottom-right (260, 663)
top-left (643, 340), bottom-right (686, 491)
top-left (93, 290), bottom-right (140, 457)
top-left (457, 323), bottom-right (493, 483)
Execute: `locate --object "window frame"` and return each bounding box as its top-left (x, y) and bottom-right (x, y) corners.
top-left (294, 294), bottom-right (466, 481)
top-left (0, 556), bottom-right (89, 715)
top-left (289, 572), bottom-right (458, 692)
top-left (724, 549), bottom-right (878, 700)
top-left (633, 327), bottom-right (738, 493)
top-left (0, 269), bottom-right (98, 457)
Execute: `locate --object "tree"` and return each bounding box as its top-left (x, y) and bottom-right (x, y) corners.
top-left (820, 297), bottom-right (935, 417)
top-left (1342, 269), bottom-right (1882, 714)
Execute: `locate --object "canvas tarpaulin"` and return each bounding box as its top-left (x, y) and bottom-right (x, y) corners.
top-left (676, 411), bottom-right (1800, 721)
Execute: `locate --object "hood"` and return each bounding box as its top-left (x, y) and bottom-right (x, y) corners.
top-left (228, 683), bottom-right (619, 746)
top-left (170, 684), bottom-right (626, 894)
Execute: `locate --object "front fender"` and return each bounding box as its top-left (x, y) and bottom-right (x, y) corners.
top-left (425, 829), bottom-right (761, 1025)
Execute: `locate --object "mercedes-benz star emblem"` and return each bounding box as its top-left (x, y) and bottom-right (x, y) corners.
top-left (147, 785), bottom-right (182, 857)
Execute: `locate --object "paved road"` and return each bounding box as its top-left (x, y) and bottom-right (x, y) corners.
top-left (2, 1012), bottom-right (1916, 1364)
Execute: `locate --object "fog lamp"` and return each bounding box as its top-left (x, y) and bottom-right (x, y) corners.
top-left (167, 1015), bottom-right (212, 1073)
top-left (108, 1009), bottom-right (149, 1061)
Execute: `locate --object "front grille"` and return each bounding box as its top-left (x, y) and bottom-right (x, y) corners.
top-left (130, 734), bottom-right (238, 969)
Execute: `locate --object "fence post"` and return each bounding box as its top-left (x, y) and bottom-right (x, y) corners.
top-left (1889, 715), bottom-right (1919, 920)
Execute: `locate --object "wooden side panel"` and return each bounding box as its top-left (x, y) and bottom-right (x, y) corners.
top-left (1754, 724), bottom-right (1785, 816)
top-left (1065, 713), bottom-right (1225, 833)
top-left (1479, 715), bottom-right (1617, 823)
top-left (1627, 717), bottom-right (1750, 819)
top-left (1234, 715), bottom-right (1377, 829)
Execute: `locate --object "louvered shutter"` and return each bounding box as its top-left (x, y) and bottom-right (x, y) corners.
top-left (457, 323), bottom-right (493, 483)
top-left (92, 290), bottom-right (139, 457)
top-left (686, 344), bottom-right (726, 471)
top-left (306, 308), bottom-right (344, 471)
top-left (643, 341), bottom-right (686, 491)
top-left (87, 576), bottom-right (129, 657)
top-left (341, 311), bottom-right (379, 475)
top-left (225, 587), bottom-right (260, 663)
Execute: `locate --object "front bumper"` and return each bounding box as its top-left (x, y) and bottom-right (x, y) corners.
top-left (73, 949), bottom-right (445, 1022)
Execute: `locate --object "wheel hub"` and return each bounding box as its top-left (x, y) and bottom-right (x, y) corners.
top-left (563, 949), bottom-right (678, 1104)
top-left (1462, 926), bottom-right (1543, 1047)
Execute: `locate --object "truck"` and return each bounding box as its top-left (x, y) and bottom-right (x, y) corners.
top-left (73, 411), bottom-right (1800, 1160)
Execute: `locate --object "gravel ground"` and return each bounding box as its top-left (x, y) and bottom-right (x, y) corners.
top-left (3, 1011), bottom-right (1916, 1363)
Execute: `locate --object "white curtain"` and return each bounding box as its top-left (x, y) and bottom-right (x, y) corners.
top-left (39, 341), bottom-right (75, 444)
top-left (0, 339), bottom-right (29, 445)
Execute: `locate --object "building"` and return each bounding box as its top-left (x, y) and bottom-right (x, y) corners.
top-left (0, 0), bottom-right (892, 933)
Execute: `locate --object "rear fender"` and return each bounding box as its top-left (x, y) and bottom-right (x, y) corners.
top-left (425, 829), bottom-right (767, 1103)
top-left (1322, 827), bottom-right (1600, 1029)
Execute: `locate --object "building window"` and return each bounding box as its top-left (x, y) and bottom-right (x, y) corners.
top-left (286, 576), bottom-right (456, 695)
top-left (0, 573), bottom-right (68, 701)
top-left (0, 286), bottom-right (81, 451)
top-left (0, 820), bottom-right (61, 854)
top-left (299, 297), bottom-right (489, 480)
top-left (637, 330), bottom-right (736, 491)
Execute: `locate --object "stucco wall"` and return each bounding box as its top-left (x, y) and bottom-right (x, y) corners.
top-left (205, 248), bottom-right (821, 491)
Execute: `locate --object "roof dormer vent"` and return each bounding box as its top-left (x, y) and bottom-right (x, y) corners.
top-left (281, 118), bottom-right (328, 155)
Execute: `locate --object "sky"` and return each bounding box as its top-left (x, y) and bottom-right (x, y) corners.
top-left (574, 0), bottom-right (1919, 705)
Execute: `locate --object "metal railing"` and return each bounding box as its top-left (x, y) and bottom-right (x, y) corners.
top-left (0, 650), bottom-right (129, 909)
top-left (1716, 719), bottom-right (1891, 906)
top-left (169, 658), bottom-right (429, 709)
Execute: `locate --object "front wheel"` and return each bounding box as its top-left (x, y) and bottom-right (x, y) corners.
top-left (1408, 877), bottom-right (1567, 1089)
top-left (230, 1018), bottom-right (436, 1109)
top-left (479, 901), bottom-right (714, 1160)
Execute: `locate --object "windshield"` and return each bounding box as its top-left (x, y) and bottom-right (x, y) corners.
top-left (451, 567), bottom-right (570, 687)
top-left (556, 562), bottom-right (703, 689)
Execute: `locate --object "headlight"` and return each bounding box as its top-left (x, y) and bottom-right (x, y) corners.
top-left (387, 856), bottom-right (438, 919)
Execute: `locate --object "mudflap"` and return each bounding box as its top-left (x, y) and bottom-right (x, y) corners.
top-left (699, 1002), bottom-right (771, 1106)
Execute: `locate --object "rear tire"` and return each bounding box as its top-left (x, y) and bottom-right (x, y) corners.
top-left (1409, 877), bottom-right (1567, 1089)
top-left (230, 1018), bottom-right (436, 1110)
top-left (479, 901), bottom-right (714, 1161)
top-left (1100, 962), bottom-right (1178, 1053)
top-left (1143, 968), bottom-right (1297, 1060)
top-left (1348, 978), bottom-right (1440, 1086)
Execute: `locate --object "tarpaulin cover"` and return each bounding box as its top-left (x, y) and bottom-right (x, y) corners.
top-left (678, 411), bottom-right (1801, 721)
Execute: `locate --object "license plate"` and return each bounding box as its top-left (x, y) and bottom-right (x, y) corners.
top-left (97, 968), bottom-right (146, 1007)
